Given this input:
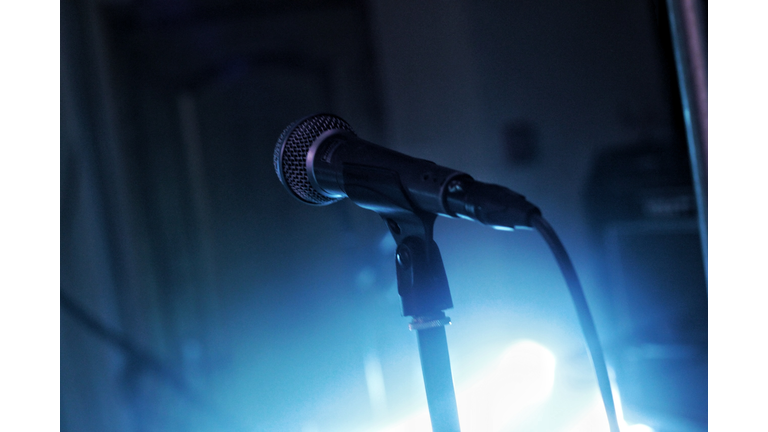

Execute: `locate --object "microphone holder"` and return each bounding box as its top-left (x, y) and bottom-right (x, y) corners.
top-left (343, 163), bottom-right (461, 431)
top-left (382, 213), bottom-right (459, 432)
top-left (382, 210), bottom-right (461, 432)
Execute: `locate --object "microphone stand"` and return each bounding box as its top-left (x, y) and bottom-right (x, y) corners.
top-left (342, 165), bottom-right (461, 431)
top-left (384, 210), bottom-right (461, 432)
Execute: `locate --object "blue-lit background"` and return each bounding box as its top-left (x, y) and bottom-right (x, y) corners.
top-left (60, 1), bottom-right (707, 432)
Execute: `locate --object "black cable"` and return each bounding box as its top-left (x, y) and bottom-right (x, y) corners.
top-left (530, 214), bottom-right (620, 432)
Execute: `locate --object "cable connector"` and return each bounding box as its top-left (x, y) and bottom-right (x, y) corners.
top-left (444, 177), bottom-right (541, 229)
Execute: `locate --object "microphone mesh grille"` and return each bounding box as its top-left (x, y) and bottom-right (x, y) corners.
top-left (273, 114), bottom-right (354, 205)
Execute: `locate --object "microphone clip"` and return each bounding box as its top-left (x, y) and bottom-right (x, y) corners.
top-left (384, 210), bottom-right (454, 320)
top-left (341, 160), bottom-right (454, 319)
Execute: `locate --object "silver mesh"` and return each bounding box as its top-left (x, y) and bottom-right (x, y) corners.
top-left (273, 114), bottom-right (354, 205)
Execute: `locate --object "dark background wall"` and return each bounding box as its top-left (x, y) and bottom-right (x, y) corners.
top-left (59, 1), bottom-right (707, 431)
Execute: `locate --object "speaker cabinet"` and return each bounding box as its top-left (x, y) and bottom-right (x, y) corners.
top-left (586, 144), bottom-right (707, 431)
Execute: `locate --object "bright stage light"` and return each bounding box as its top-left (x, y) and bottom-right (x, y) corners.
top-left (371, 340), bottom-right (556, 432)
top-left (458, 340), bottom-right (557, 432)
top-left (624, 424), bottom-right (654, 432)
top-left (367, 339), bottom-right (659, 432)
top-left (565, 388), bottom-right (655, 432)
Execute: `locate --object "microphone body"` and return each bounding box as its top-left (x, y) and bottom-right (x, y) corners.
top-left (308, 129), bottom-right (465, 217)
top-left (274, 114), bottom-right (540, 229)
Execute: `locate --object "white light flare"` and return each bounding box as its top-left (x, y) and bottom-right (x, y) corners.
top-left (365, 352), bottom-right (389, 421)
top-left (458, 340), bottom-right (557, 432)
top-left (565, 390), bottom-right (655, 432)
top-left (370, 340), bottom-right (557, 432)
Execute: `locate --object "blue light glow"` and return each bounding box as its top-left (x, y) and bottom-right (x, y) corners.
top-left (371, 340), bottom-right (557, 432)
top-left (365, 352), bottom-right (389, 420)
top-left (366, 340), bottom-right (658, 432)
top-left (625, 424), bottom-right (655, 432)
top-left (457, 340), bottom-right (557, 432)
top-left (564, 388), bottom-right (655, 432)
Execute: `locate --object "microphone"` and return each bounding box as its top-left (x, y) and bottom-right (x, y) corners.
top-left (273, 114), bottom-right (621, 432)
top-left (273, 113), bottom-right (541, 230)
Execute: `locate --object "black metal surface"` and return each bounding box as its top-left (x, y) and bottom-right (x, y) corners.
top-left (417, 326), bottom-right (461, 432)
top-left (395, 236), bottom-right (453, 318)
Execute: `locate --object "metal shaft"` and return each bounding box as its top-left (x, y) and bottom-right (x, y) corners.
top-left (667, 0), bottom-right (708, 283)
top-left (417, 326), bottom-right (461, 432)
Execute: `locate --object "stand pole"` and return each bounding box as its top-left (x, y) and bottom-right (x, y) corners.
top-left (416, 325), bottom-right (461, 432)
top-left (666, 0), bottom-right (708, 283)
top-left (370, 208), bottom-right (461, 432)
